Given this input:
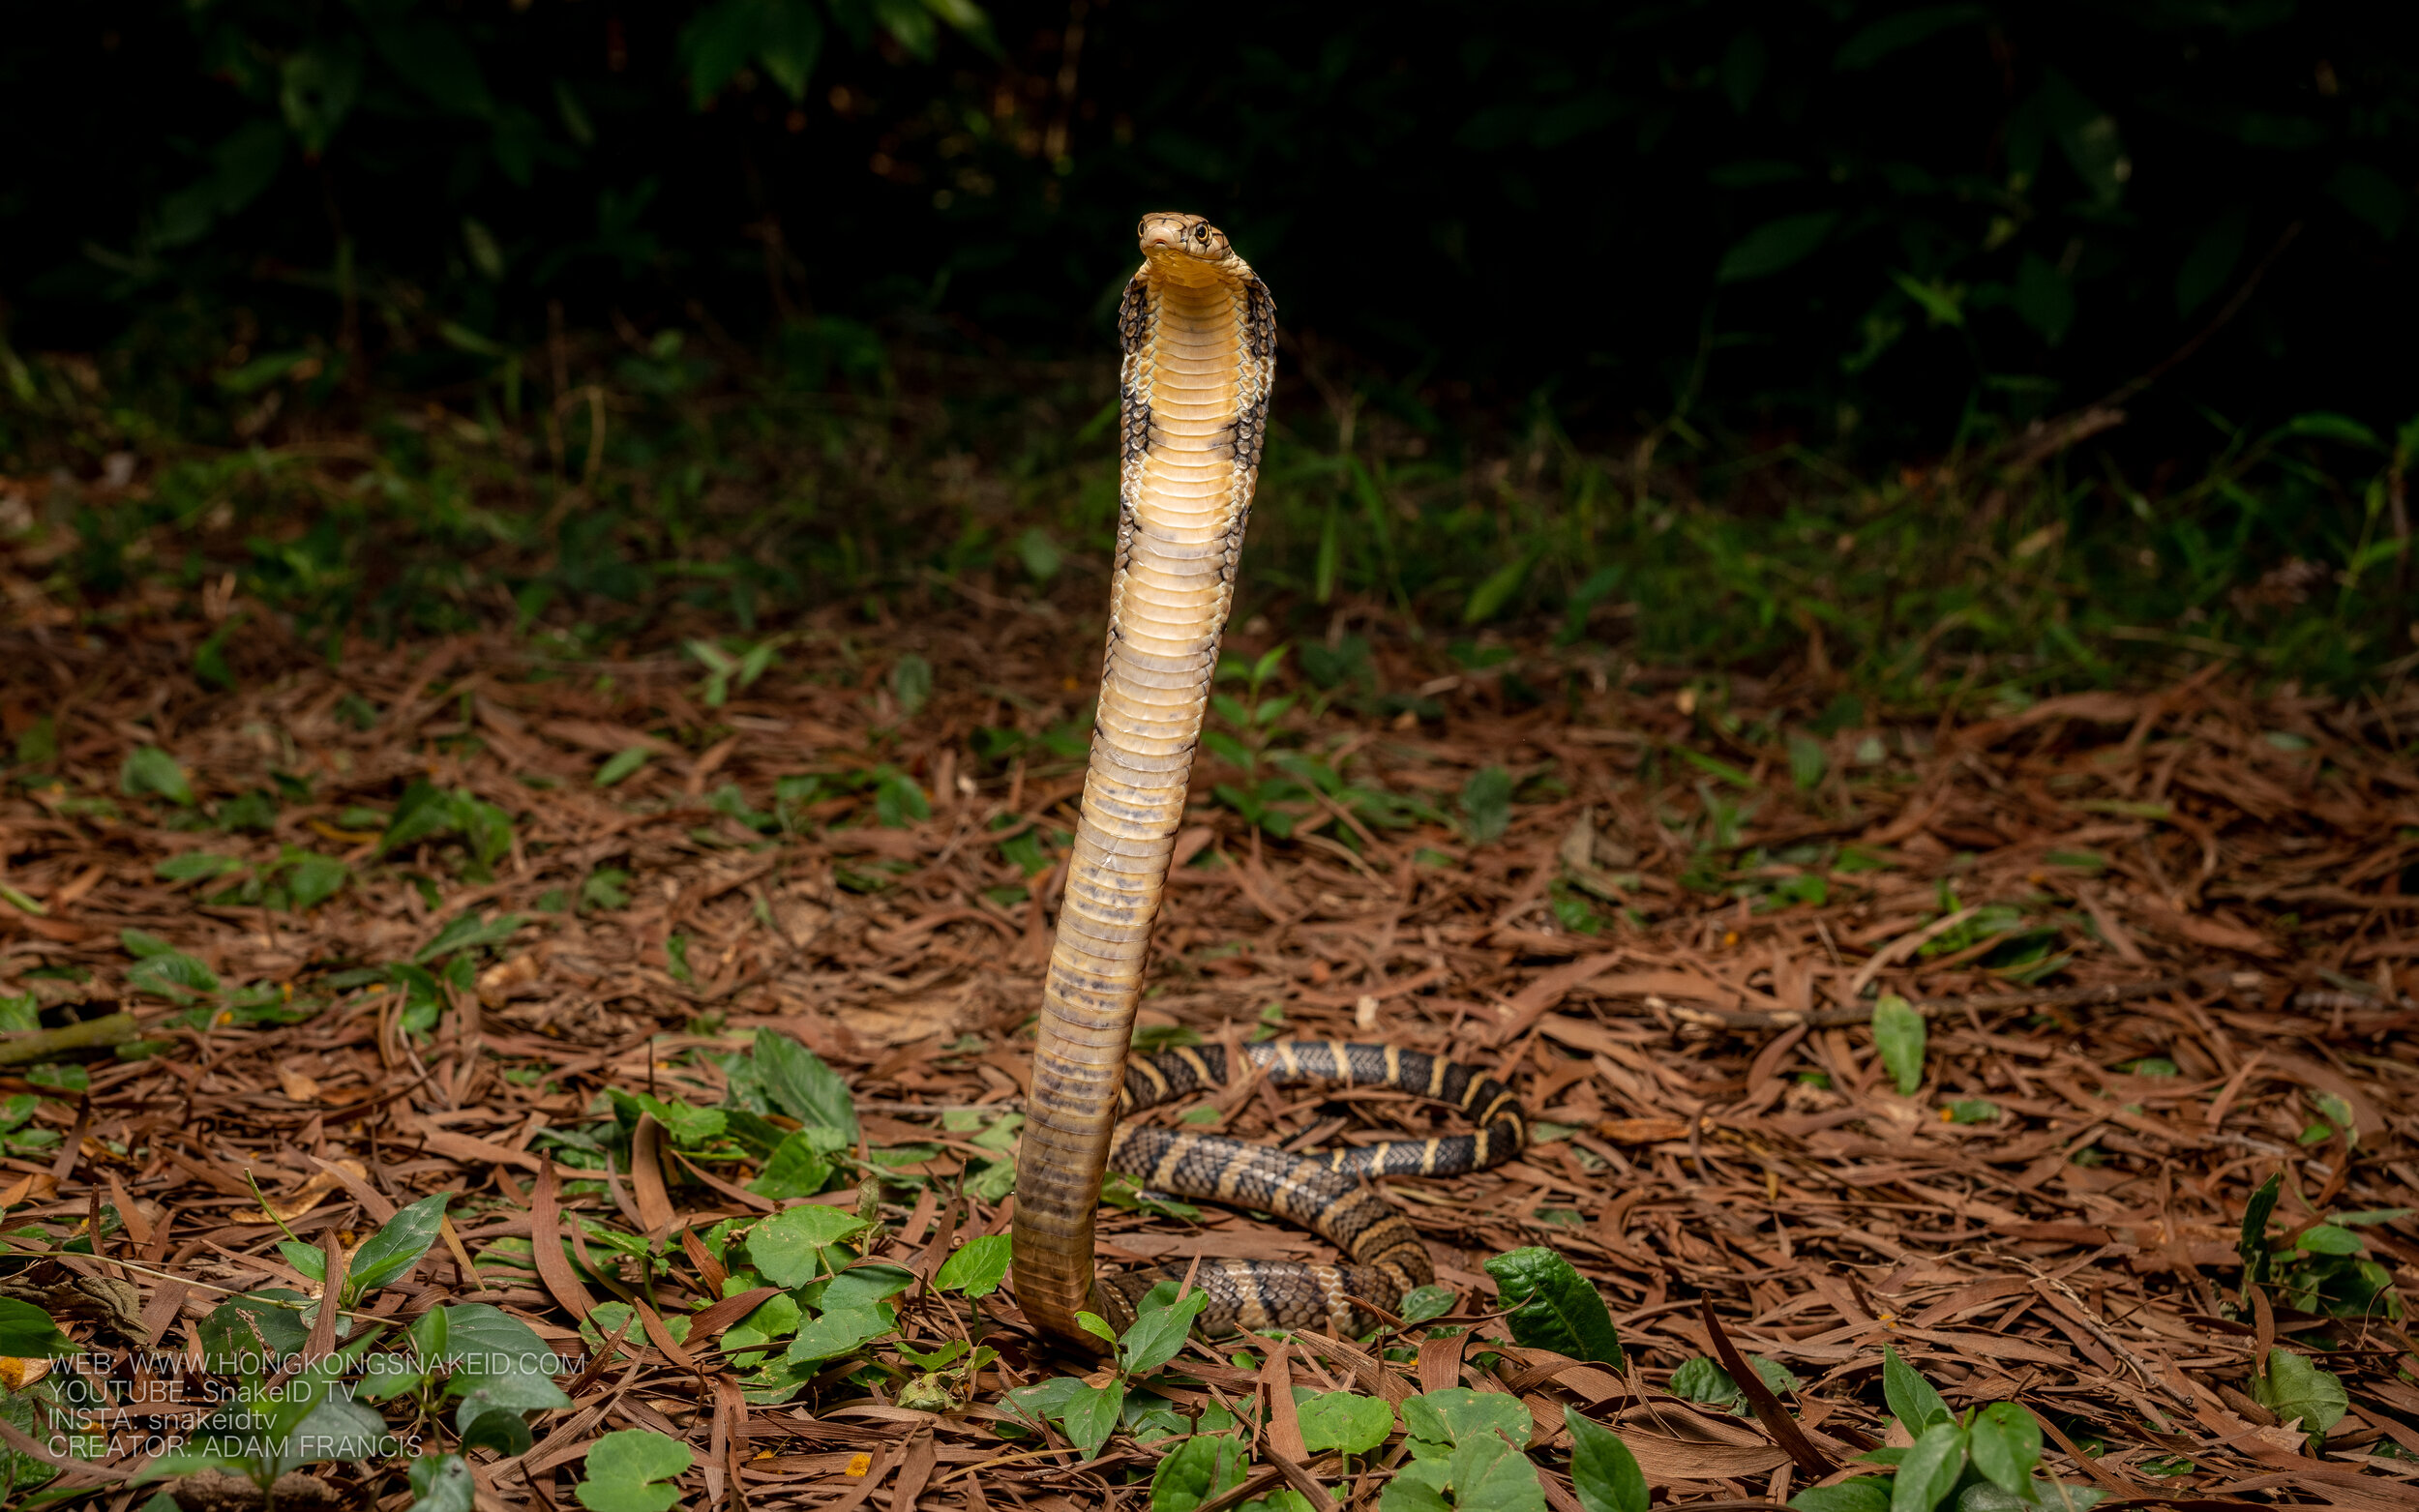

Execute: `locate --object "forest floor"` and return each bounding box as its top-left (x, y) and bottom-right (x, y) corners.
top-left (1, 592), bottom-right (2416, 1511)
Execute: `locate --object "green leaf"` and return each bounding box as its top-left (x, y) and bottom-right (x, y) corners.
top-left (748, 1131), bottom-right (834, 1201)
top-left (2252, 1348), bottom-right (2348, 1438)
top-left (597, 748), bottom-right (651, 786)
top-left (1399, 1285), bottom-right (1456, 1325)
top-left (1787, 733), bottom-right (1828, 791)
top-left (157, 852), bottom-right (246, 882)
top-left (1967, 1403), bottom-right (2041, 1494)
top-left (416, 911), bottom-right (523, 964)
top-left (1881, 1346), bottom-right (1952, 1434)
top-left (576, 1428), bottom-right (693, 1512)
top-left (406, 1453), bottom-right (477, 1512)
top-left (127, 947), bottom-right (220, 997)
top-left (1463, 551), bottom-right (1538, 626)
top-left (2238, 1172), bottom-right (2283, 1290)
top-left (891, 654), bottom-right (934, 716)
top-left (1871, 995), bottom-right (1926, 1095)
top-left (1568, 1408), bottom-right (1649, 1512)
top-left (1834, 5), bottom-right (1984, 69)
top-left (348, 1192), bottom-right (449, 1298)
top-left (933, 1234), bottom-right (1011, 1298)
top-left (1402, 1387), bottom-right (1533, 1454)
top-left (1892, 1420), bottom-right (1968, 1512)
top-left (1299, 1391), bottom-right (1393, 1457)
top-left (1483, 1247), bottom-right (1623, 1364)
top-left (1120, 1288), bottom-right (1209, 1377)
top-left (1717, 212), bottom-right (1839, 283)
top-left (1669, 1356), bottom-right (1737, 1405)
top-left (285, 855), bottom-right (351, 911)
top-left (1458, 766), bottom-right (1513, 845)
top-left (1793, 1480), bottom-right (1893, 1512)
top-left (1061, 1379), bottom-right (1125, 1458)
top-left (1151, 1433), bottom-right (1249, 1512)
top-left (2293, 1224), bottom-right (2365, 1256)
top-left (0, 1296), bottom-right (78, 1356)
top-left (747, 1204), bottom-right (872, 1287)
top-left (121, 746), bottom-right (195, 805)
top-left (1443, 1430), bottom-right (1547, 1511)
top-left (381, 779), bottom-right (461, 852)
top-left (752, 1030), bottom-right (860, 1144)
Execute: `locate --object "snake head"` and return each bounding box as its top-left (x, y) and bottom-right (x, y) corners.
top-left (1137, 212), bottom-right (1230, 263)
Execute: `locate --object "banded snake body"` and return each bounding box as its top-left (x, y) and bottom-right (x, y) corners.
top-left (1009, 214), bottom-right (1526, 1349)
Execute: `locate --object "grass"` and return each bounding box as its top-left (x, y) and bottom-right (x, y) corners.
top-left (2, 315), bottom-right (2412, 708)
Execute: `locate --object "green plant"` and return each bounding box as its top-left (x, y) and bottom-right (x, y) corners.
top-left (1484, 1247), bottom-right (1623, 1365)
top-left (2236, 1174), bottom-right (2405, 1319)
top-left (575, 1428), bottom-right (693, 1512)
top-left (1791, 1347), bottom-right (2102, 1512)
top-left (139, 1294), bottom-right (392, 1502)
top-left (1871, 994), bottom-right (1926, 1095)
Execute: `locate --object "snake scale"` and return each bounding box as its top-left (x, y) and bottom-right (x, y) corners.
top-left (1009, 214), bottom-right (1526, 1350)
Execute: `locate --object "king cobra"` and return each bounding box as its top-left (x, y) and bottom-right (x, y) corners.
top-left (1009, 213), bottom-right (1525, 1350)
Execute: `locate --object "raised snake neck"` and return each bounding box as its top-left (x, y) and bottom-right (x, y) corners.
top-left (1008, 214), bottom-right (1523, 1350)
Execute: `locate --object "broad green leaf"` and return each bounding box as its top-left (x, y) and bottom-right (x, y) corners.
top-left (2293, 1224), bottom-right (2364, 1256)
top-left (753, 1029), bottom-right (860, 1144)
top-left (1151, 1432), bottom-right (1249, 1512)
top-left (747, 1204), bottom-right (872, 1287)
top-left (1402, 1387), bottom-right (1533, 1455)
top-left (1483, 1247), bottom-right (1623, 1364)
top-left (415, 911), bottom-right (522, 964)
top-left (749, 1130), bottom-right (834, 1200)
top-left (1443, 1430), bottom-right (1547, 1511)
top-left (406, 1453), bottom-right (477, 1512)
top-left (1458, 766), bottom-right (1513, 845)
top-left (1061, 1379), bottom-right (1125, 1459)
top-left (784, 1303), bottom-right (894, 1363)
top-left (1881, 1346), bottom-right (1952, 1434)
top-left (1872, 995), bottom-right (1926, 1095)
top-left (121, 746), bottom-right (195, 805)
top-left (1398, 1285), bottom-right (1456, 1325)
top-left (1968, 1403), bottom-right (2041, 1494)
top-left (1669, 1356), bottom-right (1735, 1404)
top-left (0, 1296), bottom-right (77, 1356)
top-left (2252, 1348), bottom-right (2348, 1438)
top-left (933, 1234), bottom-right (1011, 1298)
top-left (1892, 1420), bottom-right (1968, 1512)
top-left (576, 1428), bottom-right (693, 1512)
top-left (812, 1265), bottom-right (912, 1313)
top-left (1787, 732), bottom-right (1829, 790)
top-left (1717, 212), bottom-right (1839, 282)
top-left (157, 852), bottom-right (246, 882)
top-left (1792, 1480), bottom-right (1893, 1512)
top-left (1299, 1391), bottom-right (1393, 1457)
top-left (348, 1192), bottom-right (449, 1298)
top-left (127, 948), bottom-right (219, 997)
top-left (1568, 1408), bottom-right (1648, 1512)
top-left (285, 855), bottom-right (350, 911)
top-left (1835, 5), bottom-right (1984, 69)
top-left (1120, 1288), bottom-right (1209, 1377)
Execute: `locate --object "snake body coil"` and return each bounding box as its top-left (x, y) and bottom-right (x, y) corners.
top-left (1009, 215), bottom-right (1524, 1349)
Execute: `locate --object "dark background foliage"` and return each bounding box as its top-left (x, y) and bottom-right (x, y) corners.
top-left (6, 0), bottom-right (2415, 454)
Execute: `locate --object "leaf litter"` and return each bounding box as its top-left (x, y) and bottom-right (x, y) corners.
top-left (0, 600), bottom-right (2414, 1510)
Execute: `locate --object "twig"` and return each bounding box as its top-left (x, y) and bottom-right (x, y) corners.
top-left (0, 1012), bottom-right (138, 1065)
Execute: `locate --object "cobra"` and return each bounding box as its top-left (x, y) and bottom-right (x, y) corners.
top-left (1009, 213), bottom-right (1525, 1349)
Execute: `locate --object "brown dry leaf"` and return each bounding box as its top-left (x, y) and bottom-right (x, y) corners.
top-left (262, 1159), bottom-right (366, 1224)
top-left (1595, 1117), bottom-right (1691, 1143)
top-left (277, 1066), bottom-right (321, 1103)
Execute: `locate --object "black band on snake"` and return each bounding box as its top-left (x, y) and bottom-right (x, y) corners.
top-left (1007, 214), bottom-right (1527, 1349)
